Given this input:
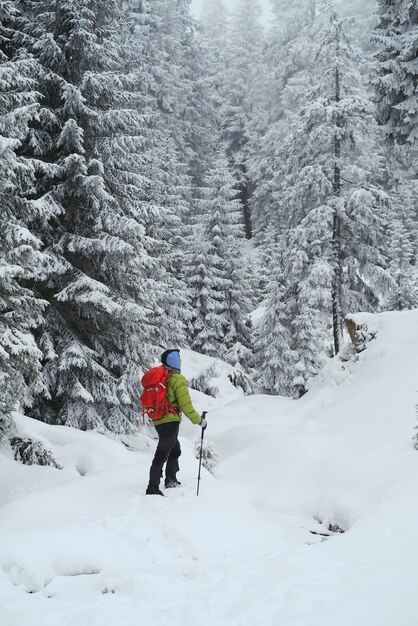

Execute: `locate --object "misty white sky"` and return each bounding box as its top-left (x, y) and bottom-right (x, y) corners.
top-left (190, 0), bottom-right (274, 23)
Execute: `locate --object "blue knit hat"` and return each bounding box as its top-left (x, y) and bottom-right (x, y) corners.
top-left (161, 349), bottom-right (181, 372)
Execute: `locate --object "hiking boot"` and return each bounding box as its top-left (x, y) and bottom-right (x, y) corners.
top-left (165, 478), bottom-right (181, 488)
top-left (146, 484), bottom-right (165, 496)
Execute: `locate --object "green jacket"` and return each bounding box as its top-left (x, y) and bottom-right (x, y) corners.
top-left (153, 370), bottom-right (201, 426)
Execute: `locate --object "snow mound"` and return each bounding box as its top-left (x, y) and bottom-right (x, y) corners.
top-left (213, 309), bottom-right (418, 521)
top-left (0, 415), bottom-right (139, 509)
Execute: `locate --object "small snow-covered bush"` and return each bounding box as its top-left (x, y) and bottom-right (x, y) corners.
top-left (190, 362), bottom-right (253, 398)
top-left (190, 364), bottom-right (219, 398)
top-left (354, 325), bottom-right (377, 353)
top-left (10, 437), bottom-right (62, 469)
top-left (195, 438), bottom-right (218, 474)
top-left (227, 368), bottom-right (254, 395)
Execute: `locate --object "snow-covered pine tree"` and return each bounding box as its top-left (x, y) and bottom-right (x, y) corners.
top-left (130, 0), bottom-right (209, 195)
top-left (263, 0), bottom-right (314, 121)
top-left (307, 4), bottom-right (389, 350)
top-left (221, 0), bottom-right (264, 240)
top-left (223, 233), bottom-right (254, 373)
top-left (251, 1), bottom-right (325, 393)
top-left (249, 0), bottom-right (315, 244)
top-left (200, 0), bottom-right (228, 80)
top-left (247, 224), bottom-right (280, 303)
top-left (374, 0), bottom-right (418, 160)
top-left (0, 1), bottom-right (51, 440)
top-left (254, 204), bottom-right (333, 396)
top-left (254, 2), bottom-right (391, 395)
top-left (191, 0), bottom-right (230, 190)
top-left (16, 0), bottom-right (175, 434)
top-left (286, 214), bottom-right (333, 395)
top-left (199, 0), bottom-right (228, 119)
top-left (103, 1), bottom-right (193, 350)
top-left (181, 12), bottom-right (219, 192)
top-left (187, 153), bottom-right (252, 367)
top-left (130, 136), bottom-right (193, 349)
top-left (253, 249), bottom-right (293, 395)
top-left (186, 236), bottom-right (226, 358)
top-left (373, 0), bottom-right (418, 309)
top-left (121, 1), bottom-right (224, 349)
top-left (385, 187), bottom-right (418, 310)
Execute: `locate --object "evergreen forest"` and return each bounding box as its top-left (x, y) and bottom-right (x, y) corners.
top-left (1, 0), bottom-right (417, 438)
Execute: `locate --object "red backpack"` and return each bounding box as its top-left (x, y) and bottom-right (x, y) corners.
top-left (140, 366), bottom-right (179, 422)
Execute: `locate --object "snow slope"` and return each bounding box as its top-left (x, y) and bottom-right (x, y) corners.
top-left (0, 309), bottom-right (417, 626)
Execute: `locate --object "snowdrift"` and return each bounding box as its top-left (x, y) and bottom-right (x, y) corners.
top-left (0, 309), bottom-right (417, 626)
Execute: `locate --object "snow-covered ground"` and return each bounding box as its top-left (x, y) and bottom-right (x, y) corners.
top-left (1, 309), bottom-right (417, 626)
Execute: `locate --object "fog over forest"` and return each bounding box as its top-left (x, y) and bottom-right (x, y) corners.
top-left (191, 0), bottom-right (376, 23)
top-left (191, 0), bottom-right (273, 21)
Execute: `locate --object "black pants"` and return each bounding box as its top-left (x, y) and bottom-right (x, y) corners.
top-left (148, 422), bottom-right (181, 488)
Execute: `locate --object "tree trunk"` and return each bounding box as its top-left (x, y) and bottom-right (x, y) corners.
top-left (331, 57), bottom-right (343, 355)
top-left (332, 211), bottom-right (343, 354)
top-left (239, 164), bottom-right (252, 240)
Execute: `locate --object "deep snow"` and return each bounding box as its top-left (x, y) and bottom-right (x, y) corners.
top-left (0, 309), bottom-right (417, 626)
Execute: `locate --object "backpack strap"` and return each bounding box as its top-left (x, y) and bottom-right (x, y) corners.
top-left (164, 368), bottom-right (181, 417)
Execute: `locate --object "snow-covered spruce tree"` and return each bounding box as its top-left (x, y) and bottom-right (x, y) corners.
top-left (302, 4), bottom-right (389, 332)
top-left (247, 224), bottom-right (280, 303)
top-left (261, 0), bottom-right (315, 121)
top-left (373, 0), bottom-right (418, 308)
top-left (187, 154), bottom-right (252, 367)
top-left (286, 216), bottom-right (333, 395)
top-left (189, 0), bottom-right (230, 192)
top-left (203, 154), bottom-right (253, 370)
top-left (200, 0), bottom-right (228, 92)
top-left (249, 1), bottom-right (320, 391)
top-left (17, 0), bottom-right (176, 434)
top-left (223, 241), bottom-right (254, 372)
top-left (254, 206), bottom-right (333, 396)
top-left (374, 0), bottom-right (418, 160)
top-left (0, 2), bottom-right (51, 440)
top-left (384, 187), bottom-right (418, 310)
top-left (221, 0), bottom-right (264, 240)
top-left (253, 249), bottom-right (293, 395)
top-left (199, 0), bottom-right (228, 127)
top-left (186, 236), bottom-right (226, 358)
top-left (181, 14), bottom-right (219, 193)
top-left (102, 1), bottom-right (193, 350)
top-left (254, 3), bottom-right (391, 395)
top-left (129, 0), bottom-right (210, 194)
top-left (249, 0), bottom-right (315, 242)
top-left (122, 1), bottom-right (217, 339)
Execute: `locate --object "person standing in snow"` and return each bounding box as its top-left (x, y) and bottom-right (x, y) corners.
top-left (146, 349), bottom-right (207, 496)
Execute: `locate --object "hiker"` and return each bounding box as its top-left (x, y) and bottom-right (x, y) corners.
top-left (146, 349), bottom-right (207, 496)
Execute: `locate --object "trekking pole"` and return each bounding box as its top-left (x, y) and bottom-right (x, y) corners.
top-left (196, 411), bottom-right (207, 496)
